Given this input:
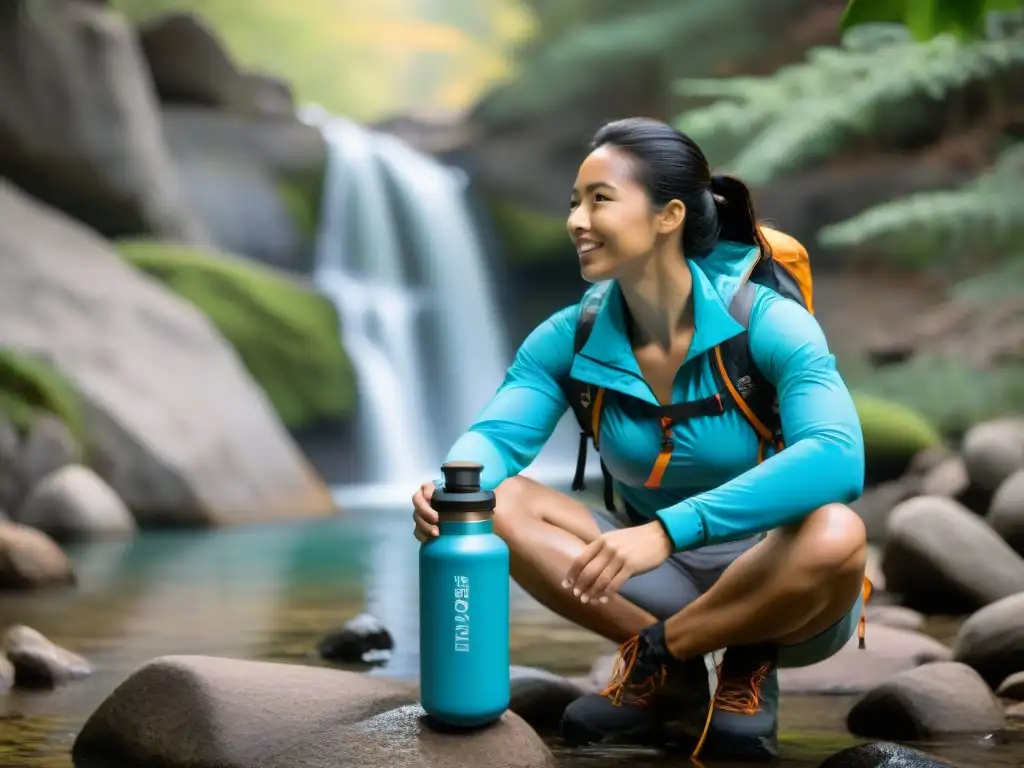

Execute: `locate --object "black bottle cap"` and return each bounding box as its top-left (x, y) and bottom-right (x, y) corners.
top-left (431, 461), bottom-right (495, 513)
top-left (441, 461), bottom-right (483, 492)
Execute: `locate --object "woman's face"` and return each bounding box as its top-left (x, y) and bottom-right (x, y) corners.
top-left (568, 145), bottom-right (680, 283)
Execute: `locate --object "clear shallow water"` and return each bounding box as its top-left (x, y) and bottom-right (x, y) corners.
top-left (0, 510), bottom-right (1019, 768)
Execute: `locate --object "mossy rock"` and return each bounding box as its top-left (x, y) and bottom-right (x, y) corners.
top-left (115, 239), bottom-right (355, 431)
top-left (487, 197), bottom-right (572, 266)
top-left (853, 391), bottom-right (943, 482)
top-left (0, 347), bottom-right (85, 443)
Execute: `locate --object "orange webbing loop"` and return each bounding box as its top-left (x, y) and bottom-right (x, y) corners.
top-left (644, 416), bottom-right (674, 488)
top-left (591, 387), bottom-right (606, 449)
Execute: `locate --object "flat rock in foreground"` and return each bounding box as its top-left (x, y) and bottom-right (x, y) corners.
top-left (72, 655), bottom-right (555, 768)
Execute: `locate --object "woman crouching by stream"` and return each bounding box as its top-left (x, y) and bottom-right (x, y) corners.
top-left (412, 117), bottom-right (869, 761)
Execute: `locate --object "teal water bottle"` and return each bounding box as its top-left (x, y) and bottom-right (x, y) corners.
top-left (419, 461), bottom-right (510, 727)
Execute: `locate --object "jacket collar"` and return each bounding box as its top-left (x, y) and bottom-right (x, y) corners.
top-left (568, 241), bottom-right (759, 404)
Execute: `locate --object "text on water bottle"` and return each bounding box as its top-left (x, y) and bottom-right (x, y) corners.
top-left (454, 575), bottom-right (470, 652)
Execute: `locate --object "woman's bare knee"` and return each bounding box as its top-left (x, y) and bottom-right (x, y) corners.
top-left (802, 504), bottom-right (867, 578)
top-left (492, 475), bottom-right (601, 543)
top-left (771, 503), bottom-right (866, 598)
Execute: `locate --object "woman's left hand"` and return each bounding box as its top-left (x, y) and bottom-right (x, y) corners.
top-left (563, 521), bottom-right (673, 604)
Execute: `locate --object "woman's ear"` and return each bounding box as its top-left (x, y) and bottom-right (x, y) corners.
top-left (657, 200), bottom-right (686, 234)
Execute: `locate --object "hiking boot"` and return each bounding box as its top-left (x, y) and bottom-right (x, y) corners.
top-left (703, 643), bottom-right (780, 761)
top-left (560, 622), bottom-right (721, 755)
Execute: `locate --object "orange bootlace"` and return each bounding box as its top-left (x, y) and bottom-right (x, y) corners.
top-left (598, 635), bottom-right (667, 706)
top-left (858, 576), bottom-right (873, 650)
top-left (713, 661), bottom-right (771, 715)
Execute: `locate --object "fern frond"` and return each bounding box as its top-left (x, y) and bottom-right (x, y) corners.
top-left (817, 143), bottom-right (1024, 261)
top-left (674, 38), bottom-right (906, 160)
top-left (675, 27), bottom-right (1024, 180)
top-left (952, 256), bottom-right (1024, 302)
top-left (734, 36), bottom-right (1024, 184)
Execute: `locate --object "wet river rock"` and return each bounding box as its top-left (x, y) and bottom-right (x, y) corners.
top-left (952, 591), bottom-right (1024, 689)
top-left (317, 612), bottom-right (394, 665)
top-left (2, 624), bottom-right (92, 688)
top-left (881, 495), bottom-right (1024, 614)
top-left (72, 655), bottom-right (556, 768)
top-left (817, 742), bottom-right (951, 767)
top-left (846, 661), bottom-right (1006, 740)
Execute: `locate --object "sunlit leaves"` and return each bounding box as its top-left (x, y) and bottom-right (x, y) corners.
top-left (841, 0), bottom-right (1024, 41)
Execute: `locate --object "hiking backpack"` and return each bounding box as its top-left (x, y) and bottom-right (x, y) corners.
top-left (560, 227), bottom-right (814, 514)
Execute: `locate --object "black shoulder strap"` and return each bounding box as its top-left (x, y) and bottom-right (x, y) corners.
top-left (560, 283), bottom-right (616, 507)
top-left (720, 281), bottom-right (783, 444)
top-left (563, 283), bottom-right (610, 440)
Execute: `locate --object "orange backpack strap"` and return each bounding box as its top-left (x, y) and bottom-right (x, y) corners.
top-left (713, 282), bottom-right (784, 460)
top-left (714, 229), bottom-right (815, 457)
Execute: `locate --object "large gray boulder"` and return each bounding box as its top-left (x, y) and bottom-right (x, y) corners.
top-left (0, 0), bottom-right (206, 242)
top-left (137, 12), bottom-right (296, 118)
top-left (160, 106), bottom-right (326, 274)
top-left (0, 180), bottom-right (336, 525)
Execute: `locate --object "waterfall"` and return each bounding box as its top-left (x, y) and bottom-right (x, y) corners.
top-left (301, 108), bottom-right (509, 490)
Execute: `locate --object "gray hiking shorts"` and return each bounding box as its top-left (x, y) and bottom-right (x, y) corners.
top-left (589, 506), bottom-right (863, 669)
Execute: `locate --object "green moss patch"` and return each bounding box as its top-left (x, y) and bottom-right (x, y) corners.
top-left (853, 391), bottom-right (944, 482)
top-left (116, 239), bottom-right (355, 431)
top-left (0, 347), bottom-right (85, 444)
top-left (855, 391), bottom-right (944, 455)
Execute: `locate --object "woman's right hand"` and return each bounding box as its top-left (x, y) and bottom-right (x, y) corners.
top-left (412, 480), bottom-right (439, 542)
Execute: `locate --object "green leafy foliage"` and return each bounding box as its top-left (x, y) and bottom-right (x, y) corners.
top-left (817, 143), bottom-right (1024, 266)
top-left (674, 23), bottom-right (1024, 184)
top-left (476, 0), bottom-right (812, 124)
top-left (842, 0), bottom-right (1024, 41)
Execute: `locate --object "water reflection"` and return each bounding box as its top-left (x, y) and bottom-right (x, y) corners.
top-left (361, 513), bottom-right (421, 680)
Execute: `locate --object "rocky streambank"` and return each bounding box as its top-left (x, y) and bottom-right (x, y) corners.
top-left (16, 417), bottom-right (1016, 767)
top-left (0, 0), bottom-right (351, 547)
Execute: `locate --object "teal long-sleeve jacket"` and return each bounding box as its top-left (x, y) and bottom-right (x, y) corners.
top-left (443, 240), bottom-right (865, 552)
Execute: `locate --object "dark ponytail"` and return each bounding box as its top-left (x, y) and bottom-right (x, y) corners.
top-left (590, 118), bottom-right (769, 259)
top-left (710, 173), bottom-right (771, 259)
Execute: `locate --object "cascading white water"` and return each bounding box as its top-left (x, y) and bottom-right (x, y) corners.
top-left (301, 106), bottom-right (590, 504)
top-left (372, 132), bottom-right (508, 448)
top-left (302, 108), bottom-right (509, 490)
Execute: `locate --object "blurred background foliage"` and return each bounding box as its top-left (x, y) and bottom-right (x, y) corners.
top-left (111, 0), bottom-right (537, 121)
